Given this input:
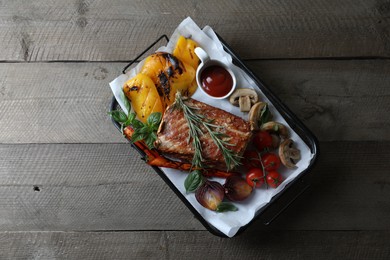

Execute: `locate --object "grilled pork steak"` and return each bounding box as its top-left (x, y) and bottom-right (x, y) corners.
top-left (154, 98), bottom-right (252, 171)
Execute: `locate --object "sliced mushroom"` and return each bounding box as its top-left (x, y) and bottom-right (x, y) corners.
top-left (260, 121), bottom-right (289, 139)
top-left (248, 102), bottom-right (267, 130)
top-left (229, 88), bottom-right (258, 112)
top-left (279, 139), bottom-right (301, 169)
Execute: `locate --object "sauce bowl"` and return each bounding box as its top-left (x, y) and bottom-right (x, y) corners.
top-left (194, 47), bottom-right (236, 99)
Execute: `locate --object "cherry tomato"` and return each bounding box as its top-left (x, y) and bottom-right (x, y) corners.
top-left (261, 153), bottom-right (281, 171)
top-left (246, 168), bottom-right (265, 188)
top-left (253, 131), bottom-right (273, 151)
top-left (266, 171), bottom-right (283, 188)
top-left (242, 150), bottom-right (261, 169)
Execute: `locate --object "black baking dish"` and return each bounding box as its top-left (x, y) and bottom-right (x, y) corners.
top-left (109, 34), bottom-right (319, 237)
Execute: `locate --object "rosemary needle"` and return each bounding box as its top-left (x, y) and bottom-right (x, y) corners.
top-left (172, 93), bottom-right (241, 171)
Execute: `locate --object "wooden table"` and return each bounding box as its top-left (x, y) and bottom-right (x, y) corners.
top-left (1, 1), bottom-right (389, 259)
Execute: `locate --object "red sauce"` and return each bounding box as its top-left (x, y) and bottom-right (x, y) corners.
top-left (200, 65), bottom-right (233, 97)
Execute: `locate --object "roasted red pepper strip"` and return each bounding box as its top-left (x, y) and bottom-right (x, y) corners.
top-left (123, 126), bottom-right (236, 178)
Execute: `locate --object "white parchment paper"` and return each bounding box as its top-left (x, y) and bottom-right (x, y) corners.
top-left (109, 17), bottom-right (314, 237)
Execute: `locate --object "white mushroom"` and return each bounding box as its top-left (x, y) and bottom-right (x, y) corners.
top-left (279, 139), bottom-right (301, 169)
top-left (248, 102), bottom-right (267, 131)
top-left (260, 121), bottom-right (289, 139)
top-left (229, 88), bottom-right (258, 112)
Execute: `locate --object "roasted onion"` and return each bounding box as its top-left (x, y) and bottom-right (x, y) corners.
top-left (195, 181), bottom-right (225, 211)
top-left (224, 176), bottom-right (253, 202)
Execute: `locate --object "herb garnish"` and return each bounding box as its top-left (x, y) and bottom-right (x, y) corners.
top-left (108, 92), bottom-right (161, 149)
top-left (171, 93), bottom-right (241, 171)
top-left (184, 170), bottom-right (204, 193)
top-left (216, 202), bottom-right (238, 212)
top-left (259, 103), bottom-right (271, 126)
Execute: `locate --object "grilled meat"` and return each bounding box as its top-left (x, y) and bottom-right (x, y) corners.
top-left (154, 98), bottom-right (252, 171)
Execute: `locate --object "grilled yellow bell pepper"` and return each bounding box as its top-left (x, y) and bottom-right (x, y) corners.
top-left (173, 36), bottom-right (200, 70)
top-left (188, 79), bottom-right (198, 97)
top-left (140, 52), bottom-right (195, 106)
top-left (123, 73), bottom-right (164, 123)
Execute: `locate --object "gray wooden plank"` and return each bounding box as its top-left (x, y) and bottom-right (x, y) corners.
top-left (0, 142), bottom-right (389, 231)
top-left (0, 231), bottom-right (389, 259)
top-left (0, 62), bottom-right (125, 144)
top-left (0, 143), bottom-right (204, 231)
top-left (0, 60), bottom-right (389, 143)
top-left (1, 0), bottom-right (389, 61)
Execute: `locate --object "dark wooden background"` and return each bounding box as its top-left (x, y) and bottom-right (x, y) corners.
top-left (0, 0), bottom-right (389, 259)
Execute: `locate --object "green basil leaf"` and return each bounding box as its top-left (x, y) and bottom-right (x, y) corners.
top-left (184, 170), bottom-right (204, 193)
top-left (145, 132), bottom-right (158, 148)
top-left (132, 119), bottom-right (144, 129)
top-left (124, 113), bottom-right (136, 126)
top-left (151, 123), bottom-right (160, 132)
top-left (144, 135), bottom-right (155, 149)
top-left (259, 104), bottom-right (271, 125)
top-left (128, 112), bottom-right (136, 122)
top-left (216, 202), bottom-right (238, 212)
top-left (150, 131), bottom-right (157, 141)
top-left (120, 90), bottom-right (131, 113)
top-left (131, 130), bottom-right (146, 143)
top-left (138, 125), bottom-right (150, 134)
top-left (144, 132), bottom-right (157, 149)
top-left (108, 110), bottom-right (128, 123)
top-left (147, 112), bottom-right (162, 127)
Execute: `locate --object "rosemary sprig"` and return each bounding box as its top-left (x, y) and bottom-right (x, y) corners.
top-left (202, 122), bottom-right (242, 171)
top-left (172, 93), bottom-right (241, 171)
top-left (172, 94), bottom-right (204, 169)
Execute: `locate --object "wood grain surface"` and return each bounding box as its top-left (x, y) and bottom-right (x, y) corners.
top-left (1, 0), bottom-right (390, 258)
top-left (1, 0), bottom-right (390, 61)
top-left (1, 231), bottom-right (389, 259)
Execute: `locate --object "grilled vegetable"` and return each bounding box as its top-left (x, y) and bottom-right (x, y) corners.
top-left (224, 176), bottom-right (253, 201)
top-left (173, 35), bottom-right (200, 70)
top-left (123, 126), bottom-right (237, 179)
top-left (140, 52), bottom-right (196, 106)
top-left (123, 74), bottom-right (164, 123)
top-left (195, 181), bottom-right (224, 211)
